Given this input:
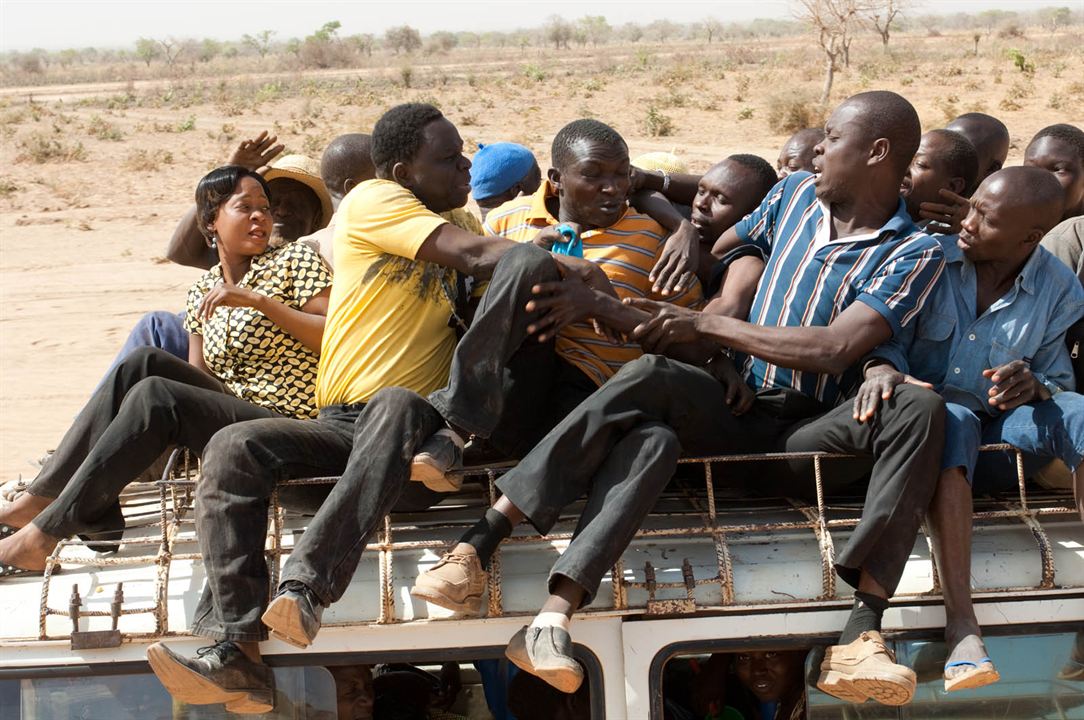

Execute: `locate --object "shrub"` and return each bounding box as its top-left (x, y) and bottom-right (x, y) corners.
top-left (643, 105), bottom-right (674, 137)
top-left (737, 106), bottom-right (755, 120)
top-left (16, 133), bottom-right (88, 163)
top-left (766, 94), bottom-right (825, 134)
top-left (522, 64), bottom-right (546, 82)
top-left (1008, 48), bottom-right (1035, 74)
top-left (399, 66), bottom-right (413, 88)
top-left (86, 115), bottom-right (123, 141)
top-left (124, 148), bottom-right (174, 171)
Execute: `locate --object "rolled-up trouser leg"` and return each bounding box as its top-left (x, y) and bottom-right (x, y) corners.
top-left (29, 346), bottom-right (224, 498)
top-left (190, 417), bottom-right (353, 642)
top-left (429, 242), bottom-right (560, 438)
top-left (780, 384), bottom-right (945, 596)
top-left (280, 387), bottom-right (446, 605)
top-left (497, 354), bottom-right (761, 535)
top-left (33, 376), bottom-right (281, 538)
top-left (549, 421), bottom-right (681, 606)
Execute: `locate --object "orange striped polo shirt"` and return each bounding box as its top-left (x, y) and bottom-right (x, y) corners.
top-left (483, 181), bottom-right (702, 385)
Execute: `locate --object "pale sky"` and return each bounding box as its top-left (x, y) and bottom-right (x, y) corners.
top-left (0, 0), bottom-right (1067, 52)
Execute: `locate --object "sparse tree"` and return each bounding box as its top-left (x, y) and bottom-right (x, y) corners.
top-left (869, 0), bottom-right (907, 47)
top-left (156, 37), bottom-right (183, 70)
top-left (350, 33), bottom-right (375, 57)
top-left (1041, 6), bottom-right (1072, 33)
top-left (646, 19), bottom-right (679, 43)
top-left (385, 25), bottom-right (422, 54)
top-left (427, 31), bottom-right (458, 54)
top-left (135, 37), bottom-right (159, 67)
top-left (619, 22), bottom-right (644, 43)
top-left (972, 31), bottom-right (981, 56)
top-left (197, 38), bottom-right (221, 63)
top-left (795, 0), bottom-right (871, 104)
top-left (703, 17), bottom-right (724, 43)
top-left (545, 15), bottom-right (573, 50)
top-left (242, 30), bottom-right (276, 58)
top-left (579, 16), bottom-right (611, 47)
top-left (457, 31), bottom-right (481, 48)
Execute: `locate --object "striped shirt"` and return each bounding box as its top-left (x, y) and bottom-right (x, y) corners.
top-left (734, 172), bottom-right (945, 406)
top-left (484, 181), bottom-right (703, 385)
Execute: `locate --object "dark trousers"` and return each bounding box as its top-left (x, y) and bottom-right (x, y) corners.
top-left (429, 243), bottom-right (596, 459)
top-left (191, 387), bottom-right (445, 642)
top-left (496, 354), bottom-right (944, 606)
top-left (30, 347), bottom-right (280, 539)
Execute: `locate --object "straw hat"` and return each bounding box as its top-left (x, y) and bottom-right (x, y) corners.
top-left (631, 151), bottom-right (688, 174)
top-left (264, 154), bottom-right (334, 228)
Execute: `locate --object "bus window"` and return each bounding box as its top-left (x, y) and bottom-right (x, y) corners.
top-left (662, 648), bottom-right (811, 720)
top-left (806, 631), bottom-right (1084, 718)
top-left (0, 666), bottom-right (336, 719)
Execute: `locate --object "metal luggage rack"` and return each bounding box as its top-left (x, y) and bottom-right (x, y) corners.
top-left (33, 445), bottom-right (1080, 641)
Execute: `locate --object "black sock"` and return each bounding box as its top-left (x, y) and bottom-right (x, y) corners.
top-left (838, 592), bottom-right (889, 645)
top-left (459, 508), bottom-right (513, 567)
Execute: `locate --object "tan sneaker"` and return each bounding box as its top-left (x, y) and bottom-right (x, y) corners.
top-left (410, 429), bottom-right (464, 493)
top-left (410, 550), bottom-right (487, 614)
top-left (817, 631), bottom-right (916, 706)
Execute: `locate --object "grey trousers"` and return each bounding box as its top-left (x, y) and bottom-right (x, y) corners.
top-left (496, 354), bottom-right (945, 606)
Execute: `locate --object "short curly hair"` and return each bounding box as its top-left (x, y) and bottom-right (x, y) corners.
top-left (1027, 123), bottom-right (1084, 166)
top-left (371, 103), bottom-right (445, 178)
top-left (194, 165), bottom-right (271, 242)
top-left (551, 119), bottom-right (627, 171)
top-left (727, 153), bottom-right (779, 202)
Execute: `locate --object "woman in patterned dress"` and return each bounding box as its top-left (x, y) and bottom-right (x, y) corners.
top-left (0, 166), bottom-right (333, 576)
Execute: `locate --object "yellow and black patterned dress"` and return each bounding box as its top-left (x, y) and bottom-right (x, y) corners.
top-left (184, 241), bottom-right (332, 419)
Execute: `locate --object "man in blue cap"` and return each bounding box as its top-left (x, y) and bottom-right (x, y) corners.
top-left (471, 142), bottom-right (542, 220)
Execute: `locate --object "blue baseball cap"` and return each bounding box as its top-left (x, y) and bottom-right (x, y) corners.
top-left (470, 142), bottom-right (538, 201)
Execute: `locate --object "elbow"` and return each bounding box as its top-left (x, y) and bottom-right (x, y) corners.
top-left (818, 339), bottom-right (859, 376)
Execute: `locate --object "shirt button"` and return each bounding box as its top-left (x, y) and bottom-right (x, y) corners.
top-left (954, 367), bottom-right (961, 374)
top-left (969, 334), bottom-right (976, 341)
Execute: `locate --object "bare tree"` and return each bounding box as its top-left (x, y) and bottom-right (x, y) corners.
top-left (703, 17), bottom-right (724, 43)
top-left (795, 0), bottom-right (870, 104)
top-left (156, 37), bottom-right (183, 70)
top-left (242, 30), bottom-right (276, 58)
top-left (869, 0), bottom-right (907, 47)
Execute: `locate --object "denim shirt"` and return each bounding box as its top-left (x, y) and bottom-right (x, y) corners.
top-left (871, 235), bottom-right (1084, 416)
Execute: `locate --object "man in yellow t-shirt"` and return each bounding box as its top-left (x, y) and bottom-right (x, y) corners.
top-left (148, 103), bottom-right (552, 713)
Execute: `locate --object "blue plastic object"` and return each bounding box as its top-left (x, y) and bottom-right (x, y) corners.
top-left (551, 223), bottom-right (583, 258)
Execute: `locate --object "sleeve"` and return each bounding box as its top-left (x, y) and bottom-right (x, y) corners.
top-left (854, 238), bottom-right (945, 336)
top-left (339, 181), bottom-right (448, 260)
top-left (442, 208), bottom-right (483, 235)
top-left (183, 274), bottom-right (212, 335)
top-left (733, 175), bottom-right (791, 255)
top-left (280, 241), bottom-right (334, 308)
top-left (864, 334), bottom-right (913, 377)
top-left (1030, 289), bottom-right (1084, 394)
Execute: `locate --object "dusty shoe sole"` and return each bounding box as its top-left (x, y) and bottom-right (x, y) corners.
top-left (816, 669), bottom-right (868, 703)
top-left (409, 584), bottom-right (482, 615)
top-left (944, 662), bottom-right (1000, 693)
top-left (409, 459), bottom-right (462, 493)
top-left (262, 594), bottom-right (314, 649)
top-left (852, 670), bottom-right (916, 706)
top-left (147, 643), bottom-right (273, 714)
top-left (505, 626), bottom-right (584, 694)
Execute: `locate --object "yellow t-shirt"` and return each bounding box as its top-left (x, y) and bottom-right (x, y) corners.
top-left (316, 179), bottom-right (456, 407)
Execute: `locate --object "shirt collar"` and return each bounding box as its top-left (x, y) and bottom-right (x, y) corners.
top-left (815, 196), bottom-right (918, 245)
top-left (526, 180), bottom-right (559, 224)
top-left (947, 236), bottom-right (1042, 295)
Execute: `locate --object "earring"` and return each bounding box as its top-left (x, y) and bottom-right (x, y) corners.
top-left (210, 234), bottom-right (218, 249)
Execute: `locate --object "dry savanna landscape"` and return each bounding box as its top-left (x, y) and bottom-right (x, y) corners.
top-left (1, 9), bottom-right (1082, 482)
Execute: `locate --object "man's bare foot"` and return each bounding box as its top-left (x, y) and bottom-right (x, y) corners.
top-left (0, 492), bottom-right (53, 529)
top-left (0, 524), bottom-right (60, 572)
top-left (943, 628), bottom-right (999, 692)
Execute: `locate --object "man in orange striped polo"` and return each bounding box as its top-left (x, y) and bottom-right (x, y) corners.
top-left (410, 120), bottom-right (719, 619)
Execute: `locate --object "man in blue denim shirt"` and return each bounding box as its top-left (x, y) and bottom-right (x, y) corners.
top-left (856, 166), bottom-right (1084, 694)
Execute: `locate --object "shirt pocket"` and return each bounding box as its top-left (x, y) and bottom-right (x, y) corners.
top-left (917, 311), bottom-right (955, 342)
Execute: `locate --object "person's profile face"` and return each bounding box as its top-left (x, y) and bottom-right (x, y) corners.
top-left (812, 103), bottom-right (871, 203)
top-left (553, 140), bottom-right (631, 229)
top-left (901, 133), bottom-right (960, 222)
top-left (958, 178), bottom-right (1034, 263)
top-left (408, 117), bottom-right (473, 213)
top-left (777, 140), bottom-right (818, 179)
top-left (1024, 137), bottom-right (1084, 218)
top-left (691, 162), bottom-right (763, 243)
top-left (267, 178), bottom-right (322, 241)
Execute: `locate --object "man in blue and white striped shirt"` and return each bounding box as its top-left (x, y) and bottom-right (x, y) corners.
top-left (429, 91), bottom-right (946, 706)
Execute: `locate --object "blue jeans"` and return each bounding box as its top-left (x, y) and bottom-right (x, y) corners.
top-left (96, 311), bottom-right (188, 391)
top-left (943, 394), bottom-right (1084, 493)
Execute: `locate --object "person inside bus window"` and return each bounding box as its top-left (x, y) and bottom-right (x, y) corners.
top-left (854, 166), bottom-right (1084, 692)
top-left (409, 91), bottom-right (946, 706)
top-left (732, 650), bottom-right (807, 720)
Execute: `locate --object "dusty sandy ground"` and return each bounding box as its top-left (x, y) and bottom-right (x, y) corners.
top-left (1, 31), bottom-right (1082, 483)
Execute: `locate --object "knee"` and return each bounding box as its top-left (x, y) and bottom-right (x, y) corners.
top-left (613, 354), bottom-right (670, 384)
top-left (494, 241), bottom-right (558, 280)
top-left (124, 376), bottom-right (176, 409)
top-left (945, 403), bottom-right (981, 443)
top-left (890, 384), bottom-right (946, 432)
top-left (199, 424), bottom-right (268, 487)
top-left (362, 386), bottom-right (427, 416)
